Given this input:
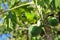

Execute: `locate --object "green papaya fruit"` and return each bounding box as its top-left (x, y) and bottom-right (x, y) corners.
top-left (29, 25), bottom-right (44, 37)
top-left (48, 17), bottom-right (58, 26)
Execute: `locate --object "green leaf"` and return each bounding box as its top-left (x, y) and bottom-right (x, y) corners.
top-left (25, 12), bottom-right (34, 21)
top-left (55, 0), bottom-right (60, 8)
top-left (49, 0), bottom-right (52, 4)
top-left (37, 0), bottom-right (44, 7)
top-left (45, 0), bottom-right (52, 5)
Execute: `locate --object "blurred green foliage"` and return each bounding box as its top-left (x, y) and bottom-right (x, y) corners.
top-left (0, 0), bottom-right (60, 40)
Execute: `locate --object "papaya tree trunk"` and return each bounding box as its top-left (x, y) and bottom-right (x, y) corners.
top-left (35, 4), bottom-right (54, 40)
top-left (43, 14), bottom-right (54, 40)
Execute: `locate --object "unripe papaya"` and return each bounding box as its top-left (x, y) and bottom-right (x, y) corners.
top-left (29, 25), bottom-right (44, 37)
top-left (48, 17), bottom-right (58, 26)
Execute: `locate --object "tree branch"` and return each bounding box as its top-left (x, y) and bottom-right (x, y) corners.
top-left (0, 1), bottom-right (34, 14)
